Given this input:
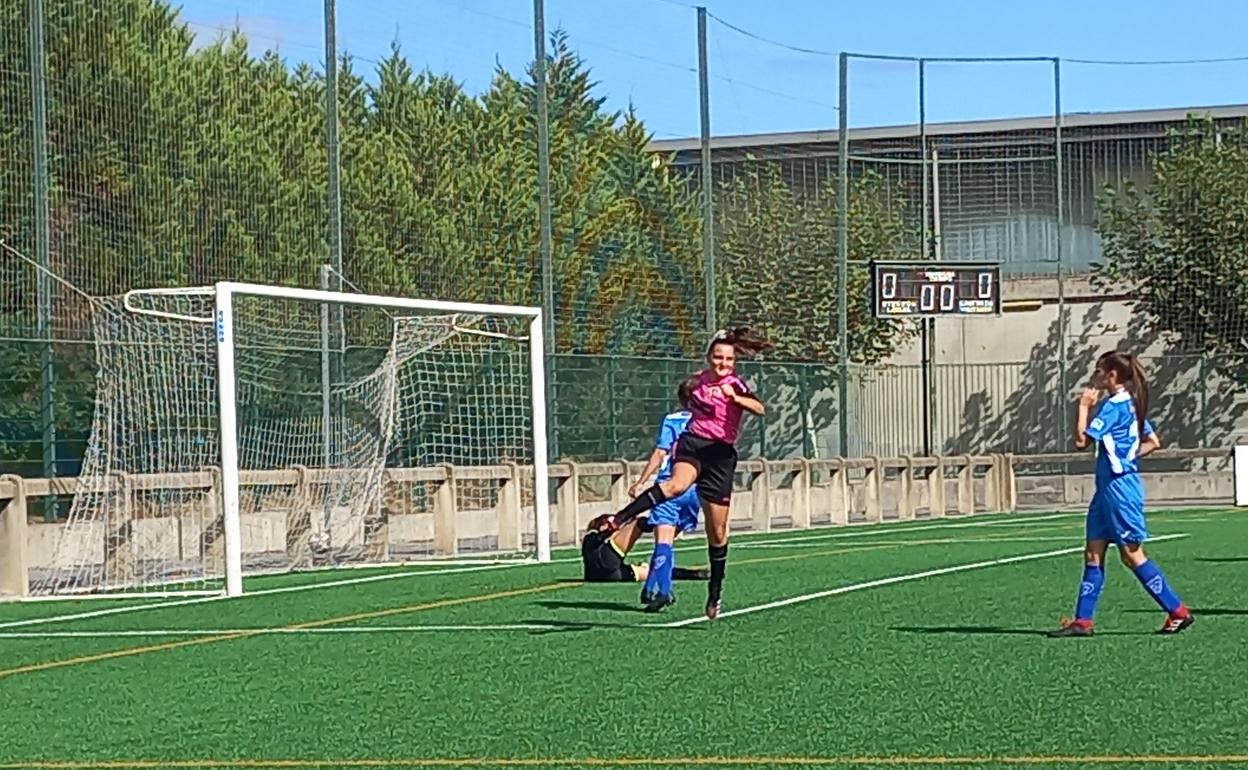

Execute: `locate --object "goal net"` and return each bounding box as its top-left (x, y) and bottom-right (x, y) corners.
top-left (30, 282), bottom-right (551, 598)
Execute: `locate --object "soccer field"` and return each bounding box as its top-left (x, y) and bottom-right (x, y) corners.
top-left (1, 508), bottom-right (1246, 770)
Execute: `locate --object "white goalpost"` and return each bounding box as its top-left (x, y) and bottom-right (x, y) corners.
top-left (29, 281), bottom-right (552, 600)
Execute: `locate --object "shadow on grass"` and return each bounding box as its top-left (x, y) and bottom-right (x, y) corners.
top-left (518, 618), bottom-right (703, 635)
top-left (1194, 557), bottom-right (1248, 563)
top-left (1125, 607), bottom-right (1247, 616)
top-left (890, 625), bottom-right (1149, 637)
top-left (535, 598), bottom-right (640, 613)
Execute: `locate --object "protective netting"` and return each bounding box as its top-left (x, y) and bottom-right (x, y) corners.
top-left (31, 289), bottom-right (535, 596)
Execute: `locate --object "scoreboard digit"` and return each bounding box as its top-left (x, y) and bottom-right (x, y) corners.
top-left (870, 260), bottom-right (1002, 319)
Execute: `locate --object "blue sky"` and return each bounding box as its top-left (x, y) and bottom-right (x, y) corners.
top-left (176, 0), bottom-right (1248, 139)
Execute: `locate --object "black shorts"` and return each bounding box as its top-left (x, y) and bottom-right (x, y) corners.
top-left (673, 432), bottom-right (738, 505)
top-left (580, 531), bottom-right (637, 582)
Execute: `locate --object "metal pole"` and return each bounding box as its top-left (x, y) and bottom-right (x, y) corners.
top-left (533, 0), bottom-right (558, 461)
top-left (697, 7), bottom-right (716, 334)
top-left (918, 58), bottom-right (931, 457)
top-left (836, 52), bottom-right (850, 458)
top-left (30, 0), bottom-right (56, 519)
top-left (919, 59), bottom-right (929, 260)
top-left (931, 148), bottom-right (943, 260)
top-left (929, 146), bottom-right (945, 456)
top-left (324, 0), bottom-right (345, 447)
top-left (324, 0), bottom-right (342, 286)
top-left (1054, 57), bottom-right (1067, 450)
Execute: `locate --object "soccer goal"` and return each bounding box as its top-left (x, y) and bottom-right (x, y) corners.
top-left (29, 282), bottom-right (551, 600)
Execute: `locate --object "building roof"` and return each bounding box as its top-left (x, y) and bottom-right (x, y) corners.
top-left (646, 102), bottom-right (1248, 154)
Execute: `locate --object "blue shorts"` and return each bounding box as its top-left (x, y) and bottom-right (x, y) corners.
top-left (1086, 474), bottom-right (1148, 546)
top-left (643, 484), bottom-right (701, 534)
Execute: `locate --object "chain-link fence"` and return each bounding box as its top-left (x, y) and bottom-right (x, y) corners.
top-left (3, 0), bottom-right (1248, 489)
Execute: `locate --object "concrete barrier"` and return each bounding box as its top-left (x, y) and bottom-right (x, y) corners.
top-left (0, 447), bottom-right (1234, 598)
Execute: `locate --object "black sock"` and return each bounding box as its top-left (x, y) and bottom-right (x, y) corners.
top-left (673, 566), bottom-right (709, 581)
top-left (614, 485), bottom-right (668, 527)
top-left (707, 543), bottom-right (728, 603)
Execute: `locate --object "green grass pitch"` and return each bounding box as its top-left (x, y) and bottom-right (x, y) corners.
top-left (1, 508), bottom-right (1246, 770)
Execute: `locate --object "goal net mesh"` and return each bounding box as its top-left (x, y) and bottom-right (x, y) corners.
top-left (31, 290), bottom-right (535, 596)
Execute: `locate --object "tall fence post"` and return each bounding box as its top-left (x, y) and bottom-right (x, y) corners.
top-left (324, 0), bottom-right (342, 287)
top-left (1053, 57), bottom-right (1068, 451)
top-left (29, 0), bottom-right (56, 519)
top-left (918, 58), bottom-right (933, 457)
top-left (533, 0), bottom-right (558, 463)
top-left (323, 0), bottom-right (346, 445)
top-left (697, 6), bottom-right (716, 334)
top-left (836, 51), bottom-right (850, 458)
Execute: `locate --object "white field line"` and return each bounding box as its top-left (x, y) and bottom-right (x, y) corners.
top-left (732, 513), bottom-right (1079, 549)
top-left (660, 533), bottom-right (1191, 628)
top-left (737, 534), bottom-right (1088, 549)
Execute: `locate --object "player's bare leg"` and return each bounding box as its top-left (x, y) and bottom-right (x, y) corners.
top-left (657, 461), bottom-right (698, 499)
top-left (703, 500), bottom-right (731, 619)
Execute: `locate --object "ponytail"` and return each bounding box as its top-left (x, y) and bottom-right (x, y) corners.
top-left (1097, 350), bottom-right (1149, 435)
top-left (706, 326), bottom-right (773, 358)
top-left (1125, 353), bottom-right (1150, 436)
top-left (677, 373), bottom-right (699, 409)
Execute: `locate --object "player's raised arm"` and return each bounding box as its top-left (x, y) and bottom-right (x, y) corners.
top-left (723, 379), bottom-right (764, 416)
top-left (629, 445), bottom-right (668, 499)
top-left (1074, 386), bottom-right (1101, 449)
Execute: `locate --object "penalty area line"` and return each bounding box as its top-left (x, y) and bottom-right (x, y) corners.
top-left (662, 533), bottom-right (1191, 628)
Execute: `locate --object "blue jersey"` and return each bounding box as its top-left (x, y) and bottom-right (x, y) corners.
top-left (654, 410), bottom-right (692, 483)
top-left (1085, 391), bottom-right (1155, 485)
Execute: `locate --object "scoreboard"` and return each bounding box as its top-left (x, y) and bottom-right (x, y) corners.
top-left (869, 260), bottom-right (1002, 318)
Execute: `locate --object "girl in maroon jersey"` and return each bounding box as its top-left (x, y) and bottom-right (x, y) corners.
top-left (607, 327), bottom-right (770, 618)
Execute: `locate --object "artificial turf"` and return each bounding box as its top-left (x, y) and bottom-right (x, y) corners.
top-left (1, 508), bottom-right (1245, 770)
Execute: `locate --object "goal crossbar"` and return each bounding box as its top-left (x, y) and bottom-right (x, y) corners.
top-left (218, 282), bottom-right (543, 318)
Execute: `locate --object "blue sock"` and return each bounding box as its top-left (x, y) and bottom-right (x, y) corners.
top-left (1074, 564), bottom-right (1105, 621)
top-left (1132, 559), bottom-right (1183, 613)
top-left (642, 550), bottom-right (662, 598)
top-left (654, 543), bottom-right (675, 597)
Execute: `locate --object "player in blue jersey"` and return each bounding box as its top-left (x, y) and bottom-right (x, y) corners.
top-left (1050, 351), bottom-right (1194, 637)
top-left (630, 374), bottom-right (704, 612)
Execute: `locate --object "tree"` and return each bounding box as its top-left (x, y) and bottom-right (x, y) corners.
top-left (715, 163), bottom-right (918, 366)
top-left (1095, 116), bottom-right (1248, 379)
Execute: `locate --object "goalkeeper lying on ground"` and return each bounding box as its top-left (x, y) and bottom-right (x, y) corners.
top-left (580, 513), bottom-right (708, 583)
